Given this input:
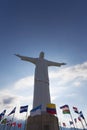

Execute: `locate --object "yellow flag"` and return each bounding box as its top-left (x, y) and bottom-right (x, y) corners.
top-left (46, 103), bottom-right (56, 109)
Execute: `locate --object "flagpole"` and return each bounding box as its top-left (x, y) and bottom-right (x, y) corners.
top-left (74, 121), bottom-right (78, 130)
top-left (24, 110), bottom-right (28, 130)
top-left (20, 123), bottom-right (22, 130)
top-left (9, 111), bottom-right (15, 130)
top-left (0, 123), bottom-right (1, 130)
top-left (13, 122), bottom-right (16, 130)
top-left (79, 111), bottom-right (86, 129)
top-left (59, 121), bottom-right (62, 130)
top-left (3, 119), bottom-right (7, 130)
top-left (81, 112), bottom-right (87, 128)
top-left (70, 112), bottom-right (76, 130)
top-left (84, 118), bottom-right (87, 128)
top-left (80, 118), bottom-right (85, 130)
top-left (20, 124), bottom-right (22, 130)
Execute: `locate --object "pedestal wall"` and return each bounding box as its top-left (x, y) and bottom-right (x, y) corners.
top-left (26, 113), bottom-right (59, 130)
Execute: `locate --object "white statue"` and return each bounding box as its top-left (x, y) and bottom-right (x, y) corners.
top-left (15, 52), bottom-right (66, 111)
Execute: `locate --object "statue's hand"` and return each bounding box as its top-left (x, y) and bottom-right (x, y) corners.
top-left (14, 54), bottom-right (21, 58)
top-left (61, 63), bottom-right (66, 65)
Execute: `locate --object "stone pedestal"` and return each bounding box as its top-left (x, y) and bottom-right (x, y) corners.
top-left (26, 113), bottom-right (59, 130)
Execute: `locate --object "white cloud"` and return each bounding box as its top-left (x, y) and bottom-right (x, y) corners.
top-left (49, 61), bottom-right (87, 86)
top-left (14, 76), bottom-right (34, 90)
top-left (73, 81), bottom-right (81, 87)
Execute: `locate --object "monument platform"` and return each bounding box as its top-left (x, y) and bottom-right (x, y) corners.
top-left (26, 113), bottom-right (59, 130)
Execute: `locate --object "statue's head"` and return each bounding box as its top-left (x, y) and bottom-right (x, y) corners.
top-left (39, 51), bottom-right (44, 58)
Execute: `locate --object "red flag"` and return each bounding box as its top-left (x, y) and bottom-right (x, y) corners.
top-left (18, 123), bottom-right (22, 128)
top-left (73, 106), bottom-right (79, 114)
top-left (78, 117), bottom-right (81, 121)
top-left (63, 122), bottom-right (66, 127)
top-left (11, 122), bottom-right (16, 126)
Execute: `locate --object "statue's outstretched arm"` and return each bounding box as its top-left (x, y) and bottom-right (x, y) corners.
top-left (47, 60), bottom-right (66, 67)
top-left (14, 54), bottom-right (36, 64)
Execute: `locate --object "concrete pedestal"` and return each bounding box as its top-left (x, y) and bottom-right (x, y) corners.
top-left (26, 113), bottom-right (59, 130)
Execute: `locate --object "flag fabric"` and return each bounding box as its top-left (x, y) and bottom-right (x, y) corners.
top-left (0, 115), bottom-right (2, 121)
top-left (79, 111), bottom-right (85, 119)
top-left (11, 122), bottom-right (16, 127)
top-left (8, 107), bottom-right (16, 116)
top-left (73, 107), bottom-right (79, 114)
top-left (46, 103), bottom-right (57, 114)
top-left (63, 122), bottom-right (66, 127)
top-left (74, 118), bottom-right (77, 123)
top-left (1, 118), bottom-right (7, 124)
top-left (0, 110), bottom-right (6, 116)
top-left (30, 105), bottom-right (42, 116)
top-left (20, 105), bottom-right (28, 113)
top-left (6, 120), bottom-right (12, 126)
top-left (69, 121), bottom-right (73, 125)
top-left (18, 123), bottom-right (22, 128)
top-left (0, 110), bottom-right (6, 120)
top-left (78, 117), bottom-right (81, 121)
top-left (60, 105), bottom-right (70, 114)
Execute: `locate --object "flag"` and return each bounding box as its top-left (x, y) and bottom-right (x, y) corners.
top-left (0, 115), bottom-right (2, 121)
top-left (60, 105), bottom-right (70, 114)
top-left (46, 103), bottom-right (57, 114)
top-left (69, 121), bottom-right (73, 125)
top-left (63, 122), bottom-right (66, 127)
top-left (78, 117), bottom-right (81, 121)
top-left (79, 111), bottom-right (85, 119)
top-left (6, 120), bottom-right (12, 126)
top-left (74, 118), bottom-right (77, 123)
top-left (0, 110), bottom-right (6, 116)
top-left (0, 110), bottom-right (6, 120)
top-left (73, 106), bottom-right (79, 114)
top-left (11, 122), bottom-right (16, 127)
top-left (18, 123), bottom-right (22, 128)
top-left (1, 118), bottom-right (7, 124)
top-left (8, 107), bottom-right (16, 116)
top-left (30, 105), bottom-right (42, 116)
top-left (20, 105), bottom-right (28, 113)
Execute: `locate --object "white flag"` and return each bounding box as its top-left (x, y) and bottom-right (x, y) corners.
top-left (30, 105), bottom-right (42, 117)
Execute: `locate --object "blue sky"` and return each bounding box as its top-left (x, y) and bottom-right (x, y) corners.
top-left (0, 0), bottom-right (87, 128)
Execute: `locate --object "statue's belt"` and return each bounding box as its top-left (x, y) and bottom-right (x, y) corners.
top-left (35, 78), bottom-right (49, 84)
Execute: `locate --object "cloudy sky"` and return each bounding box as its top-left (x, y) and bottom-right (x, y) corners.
top-left (0, 0), bottom-right (87, 128)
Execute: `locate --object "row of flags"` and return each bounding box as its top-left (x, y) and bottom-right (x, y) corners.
top-left (62, 117), bottom-right (85, 127)
top-left (1, 119), bottom-right (22, 128)
top-left (60, 104), bottom-right (85, 120)
top-left (0, 103), bottom-right (56, 119)
top-left (30, 103), bottom-right (56, 116)
top-left (60, 104), bottom-right (87, 129)
top-left (0, 104), bottom-right (87, 129)
top-left (0, 105), bottom-right (29, 130)
top-left (0, 104), bottom-right (86, 119)
top-left (0, 103), bottom-right (56, 129)
top-left (0, 105), bottom-right (28, 119)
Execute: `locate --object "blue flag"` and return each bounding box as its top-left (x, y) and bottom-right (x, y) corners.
top-left (30, 105), bottom-right (42, 116)
top-left (0, 110), bottom-right (6, 120)
top-left (0, 110), bottom-right (6, 115)
top-left (79, 111), bottom-right (85, 119)
top-left (8, 107), bottom-right (16, 116)
top-left (69, 121), bottom-right (73, 125)
top-left (20, 105), bottom-right (28, 113)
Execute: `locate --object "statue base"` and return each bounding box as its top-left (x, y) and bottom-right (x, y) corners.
top-left (26, 113), bottom-right (59, 130)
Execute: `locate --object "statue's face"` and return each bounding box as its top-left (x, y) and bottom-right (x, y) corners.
top-left (39, 52), bottom-right (44, 58)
